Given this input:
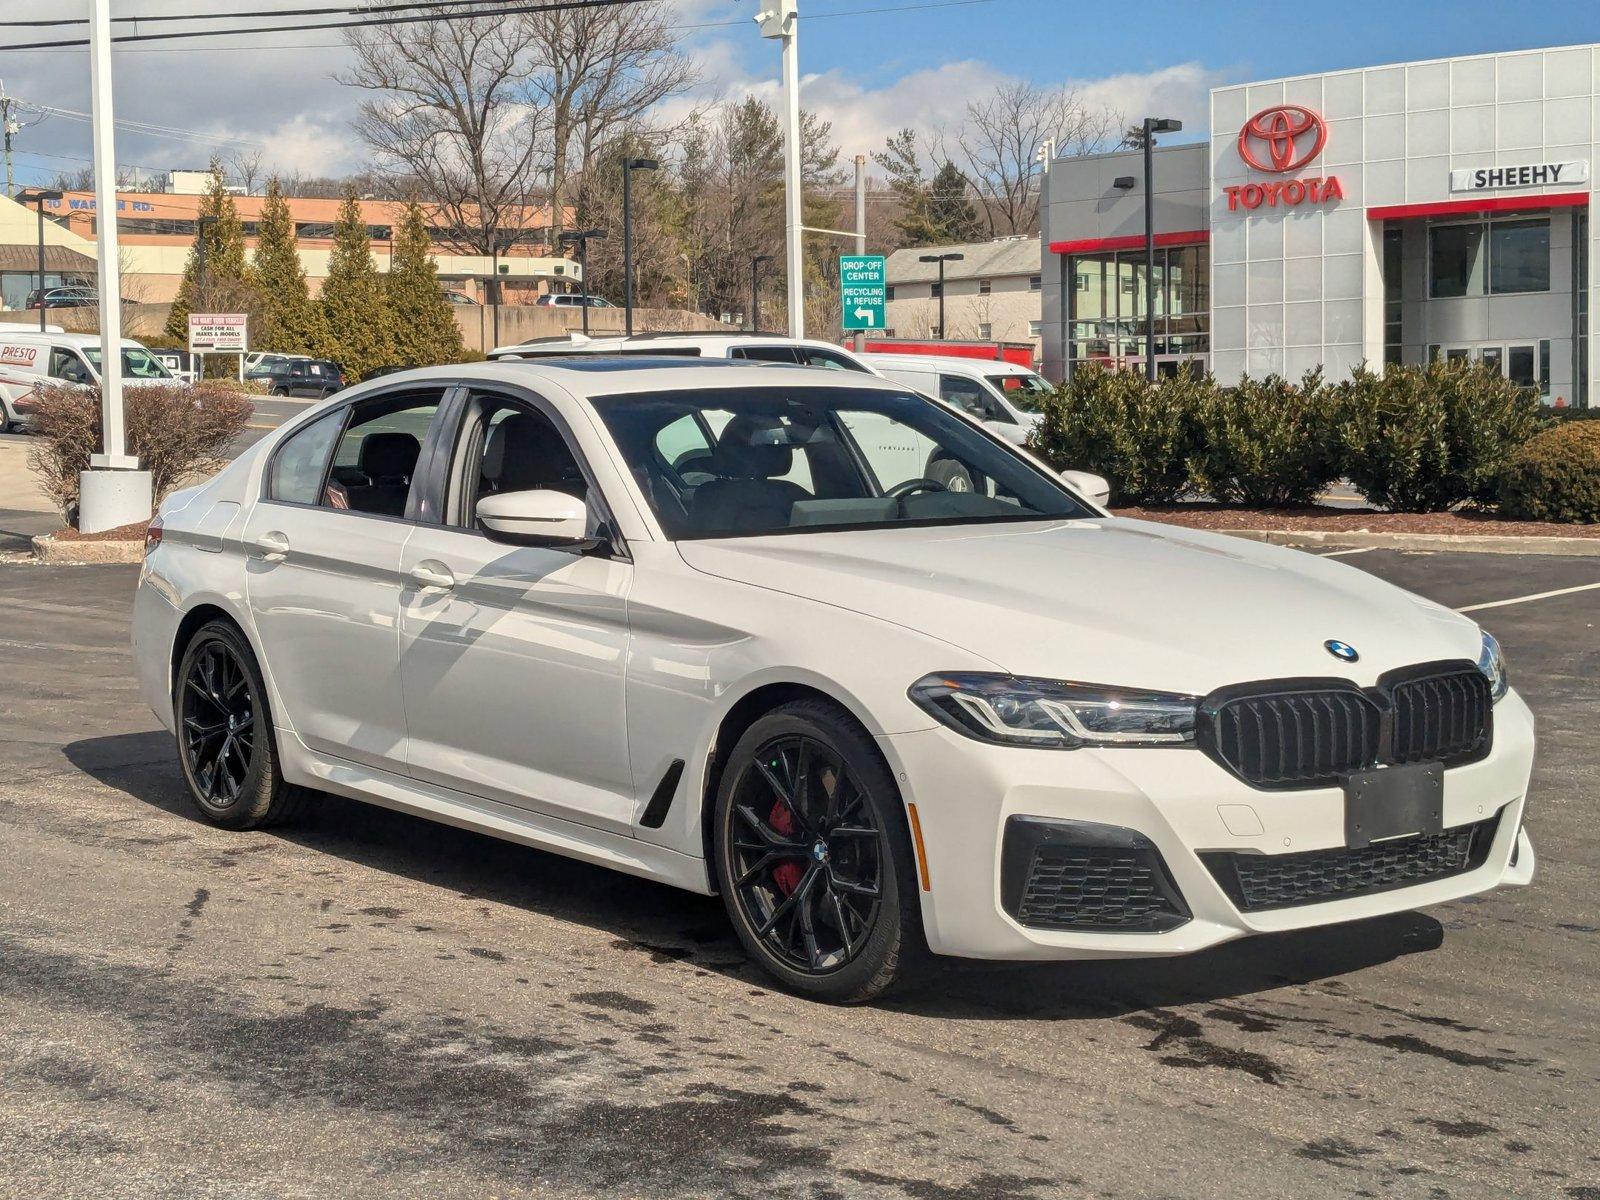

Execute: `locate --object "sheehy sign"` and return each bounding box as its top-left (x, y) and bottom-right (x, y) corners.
top-left (1224, 106), bottom-right (1345, 212)
top-left (188, 313), bottom-right (249, 353)
top-left (1449, 161), bottom-right (1590, 193)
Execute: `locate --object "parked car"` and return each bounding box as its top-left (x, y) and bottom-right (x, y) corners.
top-left (133, 358), bottom-right (1534, 1002)
top-left (245, 357), bottom-right (345, 398)
top-left (151, 348), bottom-right (201, 384)
top-left (25, 286), bottom-right (98, 310)
top-left (440, 290), bottom-right (478, 306)
top-left (534, 293), bottom-right (617, 308)
top-left (0, 330), bottom-right (177, 433)
top-left (490, 330), bottom-right (875, 370)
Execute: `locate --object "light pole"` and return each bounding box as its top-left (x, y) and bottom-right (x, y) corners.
top-left (17, 188), bottom-right (62, 332)
top-left (1140, 116), bottom-right (1183, 382)
top-left (918, 252), bottom-right (964, 339)
top-left (756, 1), bottom-right (803, 337)
top-left (558, 228), bottom-right (606, 336)
top-left (621, 156), bottom-right (658, 338)
top-left (750, 254), bottom-right (773, 332)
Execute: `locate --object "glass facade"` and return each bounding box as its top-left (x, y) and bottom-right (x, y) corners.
top-left (1066, 244), bottom-right (1210, 375)
top-left (1428, 216), bottom-right (1551, 298)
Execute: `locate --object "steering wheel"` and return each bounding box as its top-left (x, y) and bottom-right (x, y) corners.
top-left (885, 478), bottom-right (947, 499)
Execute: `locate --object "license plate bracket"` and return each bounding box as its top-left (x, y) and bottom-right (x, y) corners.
top-left (1342, 762), bottom-right (1444, 849)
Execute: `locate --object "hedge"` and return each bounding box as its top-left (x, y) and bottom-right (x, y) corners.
top-left (1498, 421), bottom-right (1600, 523)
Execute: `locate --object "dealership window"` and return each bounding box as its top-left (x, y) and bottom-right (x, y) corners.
top-left (1383, 227), bottom-right (1403, 366)
top-left (1576, 210), bottom-right (1590, 408)
top-left (1066, 245), bottom-right (1210, 373)
top-left (1429, 216), bottom-right (1550, 298)
top-left (978, 279), bottom-right (992, 296)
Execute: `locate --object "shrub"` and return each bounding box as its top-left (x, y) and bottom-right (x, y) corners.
top-left (1332, 361), bottom-right (1547, 512)
top-left (1027, 363), bottom-right (1205, 505)
top-left (1190, 369), bottom-right (1340, 506)
top-left (1498, 421), bottom-right (1600, 523)
top-left (202, 375), bottom-right (271, 396)
top-left (26, 384), bottom-right (253, 522)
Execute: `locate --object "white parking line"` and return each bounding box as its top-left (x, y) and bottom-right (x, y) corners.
top-left (1318, 547), bottom-right (1375, 558)
top-left (1458, 581), bottom-right (1600, 613)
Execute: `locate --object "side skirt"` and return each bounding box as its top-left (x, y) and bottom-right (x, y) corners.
top-left (283, 732), bottom-right (716, 897)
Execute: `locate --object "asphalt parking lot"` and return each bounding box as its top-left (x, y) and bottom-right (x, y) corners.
top-left (0, 549), bottom-right (1596, 1200)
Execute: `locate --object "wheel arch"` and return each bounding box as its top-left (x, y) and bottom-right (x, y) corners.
top-left (168, 597), bottom-right (288, 732)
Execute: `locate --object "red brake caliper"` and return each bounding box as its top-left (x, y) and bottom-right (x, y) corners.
top-left (769, 800), bottom-right (805, 896)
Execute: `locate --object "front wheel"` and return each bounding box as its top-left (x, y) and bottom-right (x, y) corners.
top-left (174, 620), bottom-right (311, 830)
top-left (714, 700), bottom-right (926, 1002)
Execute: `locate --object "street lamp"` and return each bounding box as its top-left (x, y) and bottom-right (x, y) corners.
top-left (621, 156), bottom-right (658, 338)
top-left (558, 228), bottom-right (606, 336)
top-left (16, 187), bottom-right (62, 332)
top-left (1139, 116), bottom-right (1183, 382)
top-left (750, 254), bottom-right (773, 332)
top-left (918, 251), bottom-right (964, 339)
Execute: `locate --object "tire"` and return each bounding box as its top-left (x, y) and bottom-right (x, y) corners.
top-left (927, 457), bottom-right (975, 494)
top-left (174, 620), bottom-right (312, 830)
top-left (714, 699), bottom-right (926, 1003)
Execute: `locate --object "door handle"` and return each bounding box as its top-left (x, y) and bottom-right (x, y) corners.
top-left (409, 561), bottom-right (455, 591)
top-left (253, 531), bottom-right (290, 562)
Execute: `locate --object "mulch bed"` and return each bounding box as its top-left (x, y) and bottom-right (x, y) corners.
top-left (47, 519), bottom-right (151, 543)
top-left (1114, 504), bottom-right (1600, 539)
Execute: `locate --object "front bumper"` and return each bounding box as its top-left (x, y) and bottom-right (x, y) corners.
top-left (878, 688), bottom-right (1536, 960)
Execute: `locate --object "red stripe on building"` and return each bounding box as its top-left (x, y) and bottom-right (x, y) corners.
top-left (1367, 191), bottom-right (1591, 221)
top-left (1048, 230), bottom-right (1210, 255)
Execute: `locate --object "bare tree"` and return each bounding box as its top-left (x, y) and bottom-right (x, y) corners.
top-left (524, 0), bottom-right (698, 245)
top-left (222, 147), bottom-right (265, 195)
top-left (339, 8), bottom-right (547, 268)
top-left (953, 82), bottom-right (1119, 238)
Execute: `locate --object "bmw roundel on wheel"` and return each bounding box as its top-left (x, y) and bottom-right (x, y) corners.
top-left (131, 357), bottom-right (1536, 1003)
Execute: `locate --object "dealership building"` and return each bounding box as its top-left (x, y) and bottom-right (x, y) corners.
top-left (1040, 42), bottom-right (1600, 407)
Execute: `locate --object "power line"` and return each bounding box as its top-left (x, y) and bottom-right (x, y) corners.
top-left (0, 0), bottom-right (642, 29)
top-left (0, 0), bottom-right (649, 51)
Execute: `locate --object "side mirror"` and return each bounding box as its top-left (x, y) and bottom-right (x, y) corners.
top-left (1060, 469), bottom-right (1111, 508)
top-left (478, 488), bottom-right (595, 547)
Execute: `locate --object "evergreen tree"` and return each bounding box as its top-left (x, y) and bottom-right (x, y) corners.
top-left (385, 200), bottom-right (463, 366)
top-left (163, 162), bottom-right (259, 344)
top-left (319, 189), bottom-right (395, 380)
top-left (252, 178), bottom-right (329, 355)
top-left (873, 128), bottom-right (940, 246)
top-left (927, 161), bottom-right (982, 243)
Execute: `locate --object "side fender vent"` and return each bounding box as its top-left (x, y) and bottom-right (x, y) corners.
top-left (639, 759), bottom-right (685, 829)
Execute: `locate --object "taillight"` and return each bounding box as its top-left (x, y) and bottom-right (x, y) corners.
top-left (144, 517), bottom-right (164, 556)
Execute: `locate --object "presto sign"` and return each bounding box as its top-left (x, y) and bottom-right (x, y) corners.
top-left (1224, 105), bottom-right (1345, 213)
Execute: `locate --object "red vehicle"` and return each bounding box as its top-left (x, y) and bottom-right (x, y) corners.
top-left (861, 337), bottom-right (1035, 369)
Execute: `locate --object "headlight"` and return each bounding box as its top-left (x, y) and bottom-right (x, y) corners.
top-left (1476, 631), bottom-right (1509, 703)
top-left (909, 673), bottom-right (1199, 749)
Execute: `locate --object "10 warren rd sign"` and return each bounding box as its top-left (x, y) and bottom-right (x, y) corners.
top-left (840, 255), bottom-right (886, 331)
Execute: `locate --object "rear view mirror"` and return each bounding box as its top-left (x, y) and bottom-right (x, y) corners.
top-left (1060, 469), bottom-right (1111, 508)
top-left (478, 488), bottom-right (594, 547)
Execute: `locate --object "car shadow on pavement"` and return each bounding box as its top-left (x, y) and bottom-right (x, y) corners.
top-left (65, 730), bottom-right (1446, 1019)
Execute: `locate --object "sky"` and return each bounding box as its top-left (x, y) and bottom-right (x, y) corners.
top-left (3, 0), bottom-right (1600, 190)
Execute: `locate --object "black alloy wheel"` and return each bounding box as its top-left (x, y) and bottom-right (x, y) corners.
top-left (180, 638), bottom-right (257, 811)
top-left (729, 734), bottom-right (883, 974)
top-left (715, 700), bottom-right (925, 1002)
top-left (174, 621), bottom-right (311, 830)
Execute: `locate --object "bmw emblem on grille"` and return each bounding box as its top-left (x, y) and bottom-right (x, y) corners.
top-left (1324, 640), bottom-right (1359, 663)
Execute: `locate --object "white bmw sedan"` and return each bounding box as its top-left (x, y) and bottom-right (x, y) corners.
top-left (132, 359), bottom-right (1536, 1002)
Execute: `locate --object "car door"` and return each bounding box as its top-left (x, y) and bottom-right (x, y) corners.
top-left (396, 386), bottom-right (636, 833)
top-left (241, 386), bottom-right (449, 776)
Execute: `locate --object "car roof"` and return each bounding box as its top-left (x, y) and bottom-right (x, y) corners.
top-left (490, 332), bottom-right (862, 358)
top-left (863, 352), bottom-right (1036, 375)
top-left (0, 331), bottom-right (147, 350)
top-left (355, 358), bottom-right (912, 400)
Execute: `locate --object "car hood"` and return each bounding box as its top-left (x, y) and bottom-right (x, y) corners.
top-left (676, 518), bottom-right (1482, 695)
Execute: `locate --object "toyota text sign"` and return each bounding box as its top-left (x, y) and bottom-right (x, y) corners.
top-left (188, 313), bottom-right (249, 353)
top-left (840, 255), bottom-right (886, 331)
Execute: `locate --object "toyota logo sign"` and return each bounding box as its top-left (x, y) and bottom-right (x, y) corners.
top-left (1238, 105), bottom-right (1327, 172)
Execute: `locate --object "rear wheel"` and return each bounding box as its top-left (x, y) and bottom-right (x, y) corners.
top-left (714, 700), bottom-right (925, 1003)
top-left (175, 621), bottom-right (311, 830)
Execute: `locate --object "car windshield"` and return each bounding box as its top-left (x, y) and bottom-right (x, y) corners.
top-left (985, 372), bottom-right (1053, 413)
top-left (590, 384), bottom-right (1094, 540)
top-left (82, 347), bottom-right (172, 380)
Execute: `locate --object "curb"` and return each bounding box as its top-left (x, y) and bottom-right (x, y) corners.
top-left (31, 535), bottom-right (144, 565)
top-left (1217, 528), bottom-right (1600, 556)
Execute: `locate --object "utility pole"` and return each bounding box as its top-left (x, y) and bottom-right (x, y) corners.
top-left (1, 82), bottom-right (19, 199)
top-left (757, 1), bottom-right (803, 338)
top-left (853, 154), bottom-right (866, 351)
top-left (81, 0), bottom-right (149, 535)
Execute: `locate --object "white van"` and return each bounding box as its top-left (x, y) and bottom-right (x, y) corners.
top-left (0, 330), bottom-right (176, 433)
top-left (861, 353), bottom-right (1052, 447)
